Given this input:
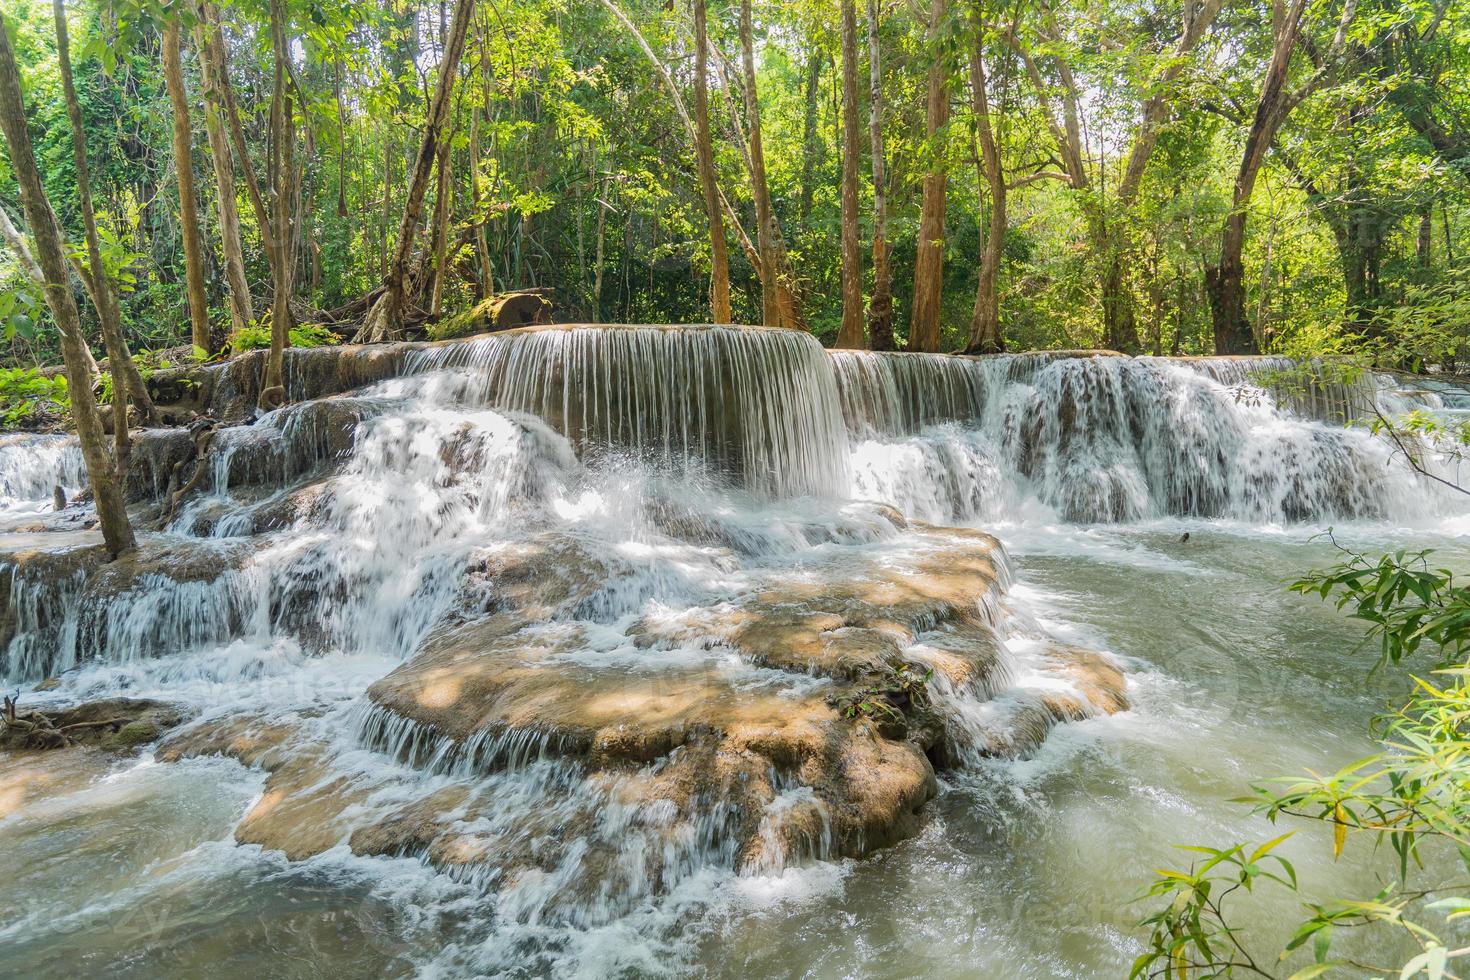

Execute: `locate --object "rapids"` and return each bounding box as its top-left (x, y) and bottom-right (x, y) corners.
top-left (1, 325), bottom-right (1466, 978)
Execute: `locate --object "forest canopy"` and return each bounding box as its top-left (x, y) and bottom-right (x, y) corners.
top-left (1, 0), bottom-right (1467, 368)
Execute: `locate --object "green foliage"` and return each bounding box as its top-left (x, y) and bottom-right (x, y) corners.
top-left (230, 322), bottom-right (342, 353)
top-left (0, 367), bottom-right (67, 429)
top-left (1290, 550), bottom-right (1470, 669)
top-left (830, 659), bottom-right (935, 726)
top-left (1136, 549), bottom-right (1470, 978)
top-left (4, 0), bottom-right (1469, 362)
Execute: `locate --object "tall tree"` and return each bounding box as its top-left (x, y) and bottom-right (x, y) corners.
top-left (162, 14), bottom-right (211, 352)
top-left (52, 0), bottom-right (155, 442)
top-left (0, 19), bottom-right (134, 555)
top-left (193, 0), bottom-right (253, 339)
top-left (355, 0), bottom-right (476, 342)
top-left (693, 0), bottom-right (732, 323)
top-left (909, 0), bottom-right (951, 353)
top-left (1207, 0), bottom-right (1356, 353)
top-left (866, 0), bottom-right (894, 351)
top-left (260, 0), bottom-right (295, 408)
top-left (965, 24), bottom-right (1005, 355)
top-left (739, 0), bottom-right (779, 327)
top-left (835, 0), bottom-right (864, 348)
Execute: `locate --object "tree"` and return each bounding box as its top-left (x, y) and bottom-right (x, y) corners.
top-left (739, 0), bottom-right (779, 327)
top-left (909, 0), bottom-right (951, 353)
top-left (193, 0), bottom-right (253, 340)
top-left (835, 0), bottom-right (864, 348)
top-left (1016, 0), bottom-right (1225, 352)
top-left (693, 0), bottom-right (732, 323)
top-left (162, 12), bottom-right (211, 352)
top-left (866, 0), bottom-right (894, 351)
top-left (51, 0), bottom-right (155, 447)
top-left (260, 0), bottom-right (295, 408)
top-left (965, 17), bottom-right (1004, 355)
top-left (1206, 0), bottom-right (1357, 354)
top-left (354, 0), bottom-right (477, 343)
top-left (0, 15), bottom-right (133, 555)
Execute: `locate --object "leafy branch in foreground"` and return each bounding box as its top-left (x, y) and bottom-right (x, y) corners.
top-left (1134, 550), bottom-right (1470, 979)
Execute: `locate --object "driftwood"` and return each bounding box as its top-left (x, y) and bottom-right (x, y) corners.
top-left (2, 694), bottom-right (133, 748)
top-left (159, 413), bottom-right (221, 526)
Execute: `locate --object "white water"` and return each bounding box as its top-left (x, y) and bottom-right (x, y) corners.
top-left (2, 327), bottom-right (1467, 978)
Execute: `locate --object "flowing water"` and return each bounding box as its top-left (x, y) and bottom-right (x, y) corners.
top-left (1, 326), bottom-right (1466, 978)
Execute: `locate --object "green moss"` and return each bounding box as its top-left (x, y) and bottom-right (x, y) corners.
top-left (427, 299), bottom-right (496, 341)
top-left (100, 720), bottom-right (160, 750)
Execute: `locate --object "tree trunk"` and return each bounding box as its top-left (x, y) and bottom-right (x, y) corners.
top-left (194, 0), bottom-right (253, 340)
top-left (0, 23), bottom-right (133, 555)
top-left (162, 17), bottom-right (211, 352)
top-left (693, 0), bottom-right (732, 323)
top-left (798, 48), bottom-right (822, 228)
top-left (427, 127), bottom-right (453, 315)
top-left (908, 0), bottom-right (949, 352)
top-left (470, 104), bottom-right (494, 299)
top-left (53, 0), bottom-right (155, 442)
top-left (593, 175), bottom-right (609, 323)
top-left (865, 0), bottom-right (893, 351)
top-left (835, 0), bottom-right (864, 348)
top-left (739, 0), bottom-right (779, 327)
top-left (965, 42), bottom-right (1004, 355)
top-left (206, 3), bottom-right (270, 242)
top-left (355, 0), bottom-right (476, 343)
top-left (261, 0), bottom-right (295, 409)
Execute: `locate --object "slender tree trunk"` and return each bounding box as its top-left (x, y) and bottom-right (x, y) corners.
top-left (739, 0), bottom-right (779, 327)
top-left (798, 48), bottom-right (822, 228)
top-left (592, 175), bottom-right (609, 322)
top-left (261, 0), bottom-right (295, 409)
top-left (355, 0), bottom-right (476, 343)
top-left (194, 0), bottom-right (253, 339)
top-left (427, 128), bottom-right (453, 315)
top-left (909, 0), bottom-right (949, 352)
top-left (206, 3), bottom-right (270, 240)
top-left (0, 24), bottom-right (133, 555)
top-left (0, 207), bottom-right (103, 381)
top-left (866, 0), bottom-right (893, 351)
top-left (53, 0), bottom-right (155, 441)
top-left (965, 42), bottom-right (1005, 355)
top-left (693, 0), bottom-right (732, 323)
top-left (163, 17), bottom-right (211, 351)
top-left (381, 137), bottom-right (393, 279)
top-left (835, 0), bottom-right (864, 348)
top-left (469, 105), bottom-right (493, 299)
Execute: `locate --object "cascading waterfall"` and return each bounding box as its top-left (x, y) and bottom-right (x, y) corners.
top-left (410, 325), bottom-right (851, 496)
top-left (2, 325), bottom-right (1467, 977)
top-left (0, 432), bottom-right (84, 512)
top-left (834, 349), bottom-right (1449, 524)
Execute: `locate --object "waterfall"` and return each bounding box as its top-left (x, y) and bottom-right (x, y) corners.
top-left (834, 350), bottom-right (1446, 524)
top-left (409, 325), bottom-right (851, 497)
top-left (0, 433), bottom-right (84, 512)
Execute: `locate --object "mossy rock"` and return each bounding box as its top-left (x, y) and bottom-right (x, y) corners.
top-left (428, 293), bottom-right (550, 341)
top-left (100, 720), bottom-right (161, 751)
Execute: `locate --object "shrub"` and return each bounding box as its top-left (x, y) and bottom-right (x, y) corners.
top-left (232, 320), bottom-right (341, 352)
top-left (0, 367), bottom-right (68, 429)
